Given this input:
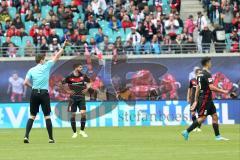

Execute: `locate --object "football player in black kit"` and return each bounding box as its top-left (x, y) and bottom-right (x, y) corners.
top-left (182, 57), bottom-right (229, 141)
top-left (187, 68), bottom-right (202, 132)
top-left (61, 64), bottom-right (90, 138)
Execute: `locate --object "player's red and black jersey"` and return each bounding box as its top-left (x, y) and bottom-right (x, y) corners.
top-left (62, 72), bottom-right (90, 98)
top-left (189, 78), bottom-right (198, 104)
top-left (197, 69), bottom-right (213, 101)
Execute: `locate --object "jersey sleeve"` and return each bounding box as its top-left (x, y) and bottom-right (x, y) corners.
top-left (62, 75), bottom-right (70, 84)
top-left (188, 80), bottom-right (193, 88)
top-left (45, 60), bottom-right (55, 69)
top-left (206, 73), bottom-right (213, 84)
top-left (25, 70), bottom-right (32, 80)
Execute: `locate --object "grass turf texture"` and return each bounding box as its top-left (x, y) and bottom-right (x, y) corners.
top-left (0, 125), bottom-right (239, 160)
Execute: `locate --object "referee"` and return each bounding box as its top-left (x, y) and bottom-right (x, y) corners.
top-left (23, 40), bottom-right (68, 143)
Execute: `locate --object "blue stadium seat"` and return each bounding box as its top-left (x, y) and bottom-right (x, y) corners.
top-left (89, 28), bottom-right (99, 36)
top-left (99, 20), bottom-right (108, 28)
top-left (148, 0), bottom-right (154, 5)
top-left (24, 21), bottom-right (34, 34)
top-left (78, 5), bottom-right (83, 13)
top-left (103, 27), bottom-right (113, 38)
top-left (53, 6), bottom-right (58, 14)
top-left (86, 35), bottom-right (93, 43)
top-left (11, 36), bottom-right (22, 47)
top-left (113, 28), bottom-right (125, 41)
top-left (80, 13), bottom-right (85, 21)
top-left (0, 36), bottom-right (6, 44)
top-left (1, 21), bottom-right (6, 31)
top-left (22, 36), bottom-right (34, 47)
top-left (8, 7), bottom-right (17, 19)
top-left (73, 12), bottom-right (80, 24)
top-left (41, 5), bottom-right (52, 19)
top-left (55, 28), bottom-right (64, 38)
top-left (21, 14), bottom-right (26, 23)
top-left (64, 0), bottom-right (72, 6)
top-left (17, 48), bottom-right (25, 57)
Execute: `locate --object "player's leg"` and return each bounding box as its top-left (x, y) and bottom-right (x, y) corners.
top-left (79, 99), bottom-right (88, 137)
top-left (69, 98), bottom-right (78, 138)
top-left (24, 91), bottom-right (39, 143)
top-left (210, 103), bottom-right (229, 141)
top-left (182, 99), bottom-right (206, 140)
top-left (41, 91), bottom-right (54, 143)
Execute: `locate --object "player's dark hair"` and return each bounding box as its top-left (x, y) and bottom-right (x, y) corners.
top-left (73, 63), bottom-right (82, 69)
top-left (201, 57), bottom-right (211, 66)
top-left (35, 53), bottom-right (46, 64)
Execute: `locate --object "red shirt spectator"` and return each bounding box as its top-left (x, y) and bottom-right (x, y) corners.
top-left (7, 25), bottom-right (20, 37)
top-left (51, 0), bottom-right (61, 6)
top-left (29, 24), bottom-right (39, 37)
top-left (121, 15), bottom-right (133, 29)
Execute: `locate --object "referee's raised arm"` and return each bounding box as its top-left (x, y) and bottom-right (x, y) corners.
top-left (52, 40), bottom-right (69, 63)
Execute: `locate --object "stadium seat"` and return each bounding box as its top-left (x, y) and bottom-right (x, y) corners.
top-left (86, 35), bottom-right (93, 43)
top-left (0, 36), bottom-right (6, 44)
top-left (53, 6), bottom-right (58, 14)
top-left (8, 7), bottom-right (17, 19)
top-left (55, 28), bottom-right (64, 38)
top-left (113, 28), bottom-right (126, 41)
top-left (25, 21), bottom-right (34, 34)
top-left (148, 0), bottom-right (154, 5)
top-left (11, 36), bottom-right (22, 47)
top-left (73, 12), bottom-right (80, 24)
top-left (41, 5), bottom-right (52, 19)
top-left (22, 36), bottom-right (34, 47)
top-left (89, 28), bottom-right (99, 36)
top-left (17, 48), bottom-right (25, 57)
top-left (64, 0), bottom-right (72, 6)
top-left (78, 5), bottom-right (83, 13)
top-left (1, 21), bottom-right (6, 31)
top-left (80, 13), bottom-right (85, 21)
top-left (99, 20), bottom-right (108, 28)
top-left (21, 14), bottom-right (26, 23)
top-left (103, 27), bottom-right (113, 38)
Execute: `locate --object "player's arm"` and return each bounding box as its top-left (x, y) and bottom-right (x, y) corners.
top-left (52, 40), bottom-right (69, 63)
top-left (191, 85), bottom-right (199, 111)
top-left (59, 77), bottom-right (74, 95)
top-left (187, 80), bottom-right (192, 103)
top-left (7, 83), bottom-right (11, 94)
top-left (24, 71), bottom-right (32, 88)
top-left (209, 84), bottom-right (228, 94)
top-left (207, 74), bottom-right (228, 94)
top-left (24, 78), bottom-right (32, 88)
top-left (82, 75), bottom-right (91, 94)
top-left (187, 88), bottom-right (191, 103)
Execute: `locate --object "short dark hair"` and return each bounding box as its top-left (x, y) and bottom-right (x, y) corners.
top-left (201, 57), bottom-right (211, 66)
top-left (35, 53), bottom-right (46, 64)
top-left (73, 63), bottom-right (82, 69)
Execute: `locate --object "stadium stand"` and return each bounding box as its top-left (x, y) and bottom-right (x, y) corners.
top-left (0, 0), bottom-right (239, 57)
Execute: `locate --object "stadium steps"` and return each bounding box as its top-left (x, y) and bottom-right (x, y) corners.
top-left (180, 0), bottom-right (204, 20)
top-left (181, 0), bottom-right (213, 30)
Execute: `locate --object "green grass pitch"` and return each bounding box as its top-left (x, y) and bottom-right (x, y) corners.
top-left (0, 125), bottom-right (239, 160)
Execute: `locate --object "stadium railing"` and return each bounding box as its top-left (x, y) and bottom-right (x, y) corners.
top-left (0, 43), bottom-right (238, 57)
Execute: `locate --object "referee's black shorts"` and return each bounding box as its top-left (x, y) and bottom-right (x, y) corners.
top-left (30, 89), bottom-right (51, 116)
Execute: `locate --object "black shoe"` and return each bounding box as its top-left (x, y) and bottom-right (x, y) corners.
top-left (23, 137), bottom-right (29, 143)
top-left (49, 139), bottom-right (55, 143)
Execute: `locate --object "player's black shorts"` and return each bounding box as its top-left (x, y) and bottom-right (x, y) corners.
top-left (68, 96), bottom-right (86, 112)
top-left (30, 89), bottom-right (51, 116)
top-left (197, 98), bottom-right (216, 116)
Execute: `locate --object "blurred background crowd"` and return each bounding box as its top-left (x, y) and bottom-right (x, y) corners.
top-left (0, 0), bottom-right (239, 58)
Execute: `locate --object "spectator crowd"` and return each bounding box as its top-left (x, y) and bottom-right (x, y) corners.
top-left (0, 0), bottom-right (239, 57)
